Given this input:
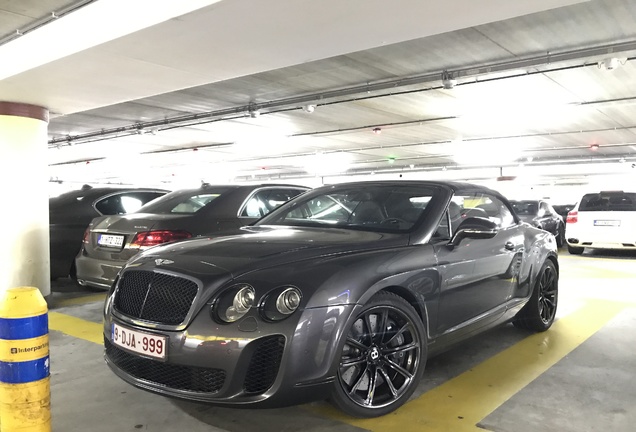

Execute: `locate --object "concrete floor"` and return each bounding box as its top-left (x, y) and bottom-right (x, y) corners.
top-left (47, 249), bottom-right (636, 432)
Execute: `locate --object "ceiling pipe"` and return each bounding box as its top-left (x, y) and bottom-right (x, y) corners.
top-left (48, 40), bottom-right (636, 148)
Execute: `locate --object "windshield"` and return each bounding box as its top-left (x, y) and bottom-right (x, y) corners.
top-left (137, 187), bottom-right (232, 214)
top-left (510, 200), bottom-right (539, 216)
top-left (256, 184), bottom-right (439, 232)
top-left (579, 192), bottom-right (636, 211)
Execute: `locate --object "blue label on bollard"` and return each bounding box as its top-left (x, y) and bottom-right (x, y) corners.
top-left (0, 314), bottom-right (48, 340)
top-left (0, 356), bottom-right (50, 384)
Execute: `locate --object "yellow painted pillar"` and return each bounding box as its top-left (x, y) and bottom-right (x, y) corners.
top-left (0, 102), bottom-right (50, 297)
top-left (0, 287), bottom-right (50, 431)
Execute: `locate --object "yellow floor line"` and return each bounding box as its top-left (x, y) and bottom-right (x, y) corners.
top-left (47, 299), bottom-right (625, 431)
top-left (49, 312), bottom-right (103, 345)
top-left (311, 300), bottom-right (624, 432)
top-left (53, 293), bottom-right (107, 308)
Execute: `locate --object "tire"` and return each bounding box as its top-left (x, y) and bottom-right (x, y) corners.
top-left (513, 260), bottom-right (558, 332)
top-left (567, 244), bottom-right (584, 255)
top-left (555, 224), bottom-right (565, 248)
top-left (330, 291), bottom-right (426, 418)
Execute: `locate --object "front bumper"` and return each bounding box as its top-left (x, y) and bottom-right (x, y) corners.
top-left (103, 302), bottom-right (355, 407)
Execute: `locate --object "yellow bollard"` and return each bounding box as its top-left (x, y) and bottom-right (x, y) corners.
top-left (0, 287), bottom-right (51, 432)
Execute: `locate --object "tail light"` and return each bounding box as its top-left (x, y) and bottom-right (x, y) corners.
top-left (82, 227), bottom-right (90, 244)
top-left (130, 230), bottom-right (192, 248)
top-left (566, 211), bottom-right (578, 224)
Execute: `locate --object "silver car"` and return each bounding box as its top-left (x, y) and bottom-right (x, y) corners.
top-left (75, 183), bottom-right (308, 289)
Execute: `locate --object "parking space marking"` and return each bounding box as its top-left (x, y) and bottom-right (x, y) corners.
top-left (49, 312), bottom-right (103, 345)
top-left (47, 296), bottom-right (626, 431)
top-left (312, 300), bottom-right (624, 432)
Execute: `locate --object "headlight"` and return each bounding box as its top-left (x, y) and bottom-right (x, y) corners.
top-left (275, 288), bottom-right (302, 315)
top-left (212, 284), bottom-right (255, 323)
top-left (261, 286), bottom-right (302, 322)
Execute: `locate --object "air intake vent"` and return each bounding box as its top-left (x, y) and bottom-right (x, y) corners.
top-left (105, 338), bottom-right (225, 393)
top-left (243, 336), bottom-right (285, 394)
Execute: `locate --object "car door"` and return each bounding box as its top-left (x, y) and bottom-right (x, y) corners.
top-left (433, 191), bottom-right (522, 337)
top-left (537, 201), bottom-right (557, 233)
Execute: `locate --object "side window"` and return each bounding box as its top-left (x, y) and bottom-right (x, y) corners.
top-left (94, 191), bottom-right (165, 215)
top-left (449, 192), bottom-right (515, 231)
top-left (240, 188), bottom-right (306, 218)
top-left (539, 202), bottom-right (549, 216)
top-left (94, 195), bottom-right (123, 215)
top-left (433, 209), bottom-right (451, 239)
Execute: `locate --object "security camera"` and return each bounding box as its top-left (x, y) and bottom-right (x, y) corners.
top-left (302, 104), bottom-right (315, 113)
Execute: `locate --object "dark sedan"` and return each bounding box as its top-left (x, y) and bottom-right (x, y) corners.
top-left (76, 183), bottom-right (308, 289)
top-left (510, 199), bottom-right (565, 247)
top-left (102, 181), bottom-right (559, 417)
top-left (49, 185), bottom-right (167, 280)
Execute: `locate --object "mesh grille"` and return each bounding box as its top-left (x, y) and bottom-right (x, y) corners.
top-left (114, 270), bottom-right (198, 325)
top-left (243, 336), bottom-right (285, 394)
top-left (105, 338), bottom-right (225, 393)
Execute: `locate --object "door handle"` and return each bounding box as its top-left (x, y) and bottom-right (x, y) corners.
top-left (504, 241), bottom-right (515, 251)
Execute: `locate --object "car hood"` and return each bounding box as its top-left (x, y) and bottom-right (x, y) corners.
top-left (129, 225), bottom-right (409, 277)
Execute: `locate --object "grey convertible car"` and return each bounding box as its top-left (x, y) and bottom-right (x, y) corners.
top-left (103, 181), bottom-right (559, 418)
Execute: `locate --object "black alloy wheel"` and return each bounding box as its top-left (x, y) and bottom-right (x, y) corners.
top-left (513, 260), bottom-right (558, 332)
top-left (331, 292), bottom-right (426, 418)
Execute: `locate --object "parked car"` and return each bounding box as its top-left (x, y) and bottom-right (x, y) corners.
top-left (509, 199), bottom-right (565, 247)
top-left (49, 185), bottom-right (167, 280)
top-left (565, 190), bottom-right (636, 254)
top-left (552, 203), bottom-right (576, 221)
top-left (76, 183), bottom-right (309, 289)
top-left (102, 181), bottom-right (559, 418)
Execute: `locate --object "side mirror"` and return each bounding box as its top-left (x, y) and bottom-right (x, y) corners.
top-left (448, 216), bottom-right (498, 249)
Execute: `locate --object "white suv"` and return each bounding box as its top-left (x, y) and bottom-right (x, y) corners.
top-left (565, 191), bottom-right (636, 254)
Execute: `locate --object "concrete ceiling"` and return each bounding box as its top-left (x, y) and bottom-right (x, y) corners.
top-left (4, 0), bottom-right (636, 189)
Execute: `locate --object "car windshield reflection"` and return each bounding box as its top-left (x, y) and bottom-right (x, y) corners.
top-left (257, 184), bottom-right (438, 232)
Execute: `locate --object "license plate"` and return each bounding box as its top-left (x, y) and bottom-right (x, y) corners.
top-left (594, 220), bottom-right (620, 227)
top-left (111, 323), bottom-right (167, 360)
top-left (98, 234), bottom-right (125, 248)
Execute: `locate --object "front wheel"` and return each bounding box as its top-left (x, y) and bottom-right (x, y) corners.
top-left (513, 260), bottom-right (558, 332)
top-left (555, 224), bottom-right (565, 248)
top-left (330, 292), bottom-right (426, 418)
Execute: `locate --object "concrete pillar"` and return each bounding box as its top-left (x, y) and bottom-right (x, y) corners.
top-left (0, 102), bottom-right (50, 297)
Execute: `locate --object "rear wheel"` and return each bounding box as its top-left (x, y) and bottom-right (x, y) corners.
top-left (567, 244), bottom-right (584, 255)
top-left (331, 292), bottom-right (426, 418)
top-left (513, 260), bottom-right (558, 332)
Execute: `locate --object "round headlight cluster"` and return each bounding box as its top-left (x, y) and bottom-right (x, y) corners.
top-left (262, 286), bottom-right (303, 322)
top-left (213, 284), bottom-right (256, 323)
top-left (275, 288), bottom-right (302, 315)
top-left (211, 284), bottom-right (302, 324)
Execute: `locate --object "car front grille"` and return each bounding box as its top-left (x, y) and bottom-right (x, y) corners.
top-left (105, 338), bottom-right (225, 393)
top-left (243, 336), bottom-right (285, 394)
top-left (114, 270), bottom-right (198, 325)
